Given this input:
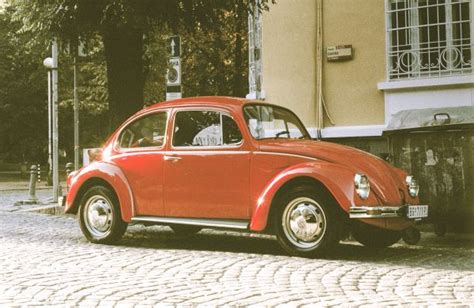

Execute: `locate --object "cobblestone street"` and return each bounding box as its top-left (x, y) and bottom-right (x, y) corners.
top-left (0, 188), bottom-right (473, 306)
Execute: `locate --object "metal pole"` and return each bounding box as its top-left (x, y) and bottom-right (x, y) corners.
top-left (47, 70), bottom-right (53, 185)
top-left (52, 39), bottom-right (59, 202)
top-left (73, 56), bottom-right (79, 170)
top-left (254, 0), bottom-right (262, 100)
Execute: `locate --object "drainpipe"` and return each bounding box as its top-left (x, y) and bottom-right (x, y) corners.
top-left (315, 0), bottom-right (323, 139)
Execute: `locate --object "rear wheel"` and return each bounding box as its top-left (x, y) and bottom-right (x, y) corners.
top-left (352, 221), bottom-right (401, 248)
top-left (275, 186), bottom-right (340, 258)
top-left (79, 186), bottom-right (127, 244)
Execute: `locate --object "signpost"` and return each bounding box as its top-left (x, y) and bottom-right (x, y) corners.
top-left (166, 36), bottom-right (182, 101)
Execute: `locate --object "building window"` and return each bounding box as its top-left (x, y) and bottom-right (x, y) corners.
top-left (386, 0), bottom-right (473, 80)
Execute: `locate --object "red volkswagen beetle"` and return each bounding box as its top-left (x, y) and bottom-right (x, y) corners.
top-left (64, 96), bottom-right (428, 257)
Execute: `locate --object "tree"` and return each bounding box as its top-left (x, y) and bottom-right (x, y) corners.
top-left (180, 1), bottom-right (249, 98)
top-left (9, 0), bottom-right (274, 128)
top-left (0, 6), bottom-right (48, 162)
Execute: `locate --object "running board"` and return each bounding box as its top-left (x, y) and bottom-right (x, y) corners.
top-left (131, 216), bottom-right (249, 230)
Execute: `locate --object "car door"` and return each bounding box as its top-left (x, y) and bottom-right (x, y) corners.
top-left (163, 108), bottom-right (250, 219)
top-left (110, 111), bottom-right (168, 216)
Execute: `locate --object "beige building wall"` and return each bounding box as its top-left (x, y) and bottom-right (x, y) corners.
top-left (262, 0), bottom-right (317, 128)
top-left (262, 0), bottom-right (387, 131)
top-left (322, 0), bottom-right (386, 126)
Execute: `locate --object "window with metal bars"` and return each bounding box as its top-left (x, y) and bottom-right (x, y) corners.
top-left (386, 0), bottom-right (472, 80)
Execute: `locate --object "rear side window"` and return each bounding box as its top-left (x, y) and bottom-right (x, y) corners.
top-left (172, 110), bottom-right (243, 147)
top-left (118, 112), bottom-right (167, 148)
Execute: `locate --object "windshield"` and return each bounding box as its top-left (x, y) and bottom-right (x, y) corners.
top-left (243, 104), bottom-right (310, 140)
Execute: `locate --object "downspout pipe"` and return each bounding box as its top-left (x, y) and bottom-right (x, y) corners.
top-left (315, 0), bottom-right (324, 139)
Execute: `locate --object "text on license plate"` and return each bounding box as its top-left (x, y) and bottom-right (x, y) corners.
top-left (407, 205), bottom-right (429, 219)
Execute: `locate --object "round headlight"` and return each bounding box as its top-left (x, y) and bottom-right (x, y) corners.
top-left (354, 173), bottom-right (370, 200)
top-left (406, 175), bottom-right (419, 197)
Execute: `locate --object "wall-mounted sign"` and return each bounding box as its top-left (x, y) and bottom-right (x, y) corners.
top-left (327, 45), bottom-right (353, 61)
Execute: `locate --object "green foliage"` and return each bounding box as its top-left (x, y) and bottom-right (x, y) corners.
top-left (1, 0), bottom-right (275, 164)
top-left (180, 1), bottom-right (248, 97)
top-left (0, 6), bottom-right (48, 163)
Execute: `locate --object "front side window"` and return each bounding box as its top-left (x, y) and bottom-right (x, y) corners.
top-left (172, 110), bottom-right (243, 147)
top-left (386, 0), bottom-right (472, 80)
top-left (118, 112), bottom-right (167, 148)
top-left (243, 104), bottom-right (310, 140)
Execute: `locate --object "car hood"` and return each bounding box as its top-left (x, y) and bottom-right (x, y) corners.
top-left (258, 140), bottom-right (408, 205)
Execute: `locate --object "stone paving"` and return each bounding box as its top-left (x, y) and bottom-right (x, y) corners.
top-left (0, 188), bottom-right (473, 306)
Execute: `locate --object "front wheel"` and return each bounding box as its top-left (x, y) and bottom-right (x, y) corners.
top-left (79, 186), bottom-right (127, 244)
top-left (351, 221), bottom-right (401, 248)
top-left (275, 186), bottom-right (340, 258)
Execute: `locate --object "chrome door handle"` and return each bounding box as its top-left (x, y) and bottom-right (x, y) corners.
top-left (164, 155), bottom-right (182, 162)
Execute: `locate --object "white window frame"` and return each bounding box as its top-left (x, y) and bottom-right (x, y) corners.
top-left (385, 0), bottom-right (473, 81)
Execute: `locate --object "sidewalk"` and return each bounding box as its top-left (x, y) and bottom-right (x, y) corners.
top-left (0, 181), bottom-right (65, 214)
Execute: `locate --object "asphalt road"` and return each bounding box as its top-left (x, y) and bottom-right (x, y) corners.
top-left (0, 189), bottom-right (473, 306)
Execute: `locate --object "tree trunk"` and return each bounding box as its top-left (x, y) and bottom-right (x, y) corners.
top-left (102, 27), bottom-right (145, 130)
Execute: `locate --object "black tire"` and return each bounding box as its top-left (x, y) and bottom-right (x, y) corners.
top-left (79, 186), bottom-right (127, 244)
top-left (352, 221), bottom-right (402, 248)
top-left (169, 224), bottom-right (202, 236)
top-left (274, 185), bottom-right (340, 258)
top-left (402, 227), bottom-right (421, 245)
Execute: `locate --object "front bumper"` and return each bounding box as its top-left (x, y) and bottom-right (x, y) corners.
top-left (349, 204), bottom-right (428, 220)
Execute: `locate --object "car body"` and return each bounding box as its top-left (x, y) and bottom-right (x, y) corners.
top-left (64, 96), bottom-right (428, 257)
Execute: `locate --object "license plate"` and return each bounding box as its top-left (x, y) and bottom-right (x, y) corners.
top-left (407, 205), bottom-right (428, 219)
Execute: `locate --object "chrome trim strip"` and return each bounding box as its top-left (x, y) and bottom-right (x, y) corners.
top-left (168, 150), bottom-right (250, 155)
top-left (253, 151), bottom-right (318, 161)
top-left (131, 216), bottom-right (249, 230)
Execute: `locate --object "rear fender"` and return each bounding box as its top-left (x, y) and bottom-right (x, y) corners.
top-left (249, 161), bottom-right (379, 231)
top-left (65, 161), bottom-right (134, 222)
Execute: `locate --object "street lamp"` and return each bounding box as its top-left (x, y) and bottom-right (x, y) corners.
top-left (43, 57), bottom-right (53, 69)
top-left (43, 39), bottom-right (60, 203)
top-left (43, 57), bottom-right (53, 188)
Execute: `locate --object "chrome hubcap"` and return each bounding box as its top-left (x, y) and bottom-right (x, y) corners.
top-left (282, 197), bottom-right (326, 249)
top-left (84, 195), bottom-right (113, 238)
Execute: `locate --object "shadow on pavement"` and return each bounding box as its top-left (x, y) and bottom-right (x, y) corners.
top-left (117, 225), bottom-right (474, 271)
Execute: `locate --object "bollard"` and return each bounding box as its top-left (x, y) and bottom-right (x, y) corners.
top-left (14, 164), bottom-right (41, 206)
top-left (37, 164), bottom-right (41, 183)
top-left (27, 165), bottom-right (39, 202)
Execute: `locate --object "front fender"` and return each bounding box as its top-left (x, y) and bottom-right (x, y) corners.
top-left (249, 161), bottom-right (379, 231)
top-left (65, 161), bottom-right (134, 222)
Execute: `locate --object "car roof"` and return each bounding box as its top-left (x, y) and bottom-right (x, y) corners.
top-left (146, 96), bottom-right (245, 109)
top-left (141, 96), bottom-right (268, 112)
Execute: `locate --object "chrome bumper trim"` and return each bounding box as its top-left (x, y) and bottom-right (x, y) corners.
top-left (131, 216), bottom-right (249, 230)
top-left (349, 205), bottom-right (405, 219)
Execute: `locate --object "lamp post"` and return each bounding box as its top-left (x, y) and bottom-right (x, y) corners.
top-left (43, 39), bottom-right (60, 202)
top-left (43, 57), bottom-right (53, 187)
